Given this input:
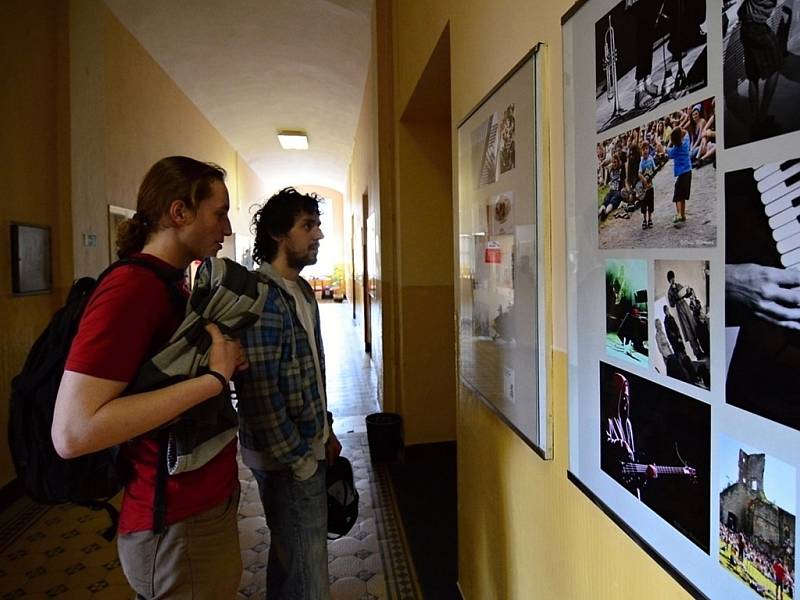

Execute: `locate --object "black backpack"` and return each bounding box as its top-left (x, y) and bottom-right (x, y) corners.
top-left (8, 257), bottom-right (184, 540)
top-left (326, 456), bottom-right (359, 539)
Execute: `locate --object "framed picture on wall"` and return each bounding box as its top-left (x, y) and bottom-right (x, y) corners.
top-left (108, 204), bottom-right (135, 263)
top-left (456, 45), bottom-right (552, 459)
top-left (234, 233), bottom-right (254, 269)
top-left (563, 0), bottom-right (799, 598)
top-left (11, 222), bottom-right (52, 295)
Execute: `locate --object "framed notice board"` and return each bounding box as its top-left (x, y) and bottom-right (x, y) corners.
top-left (457, 45), bottom-right (552, 459)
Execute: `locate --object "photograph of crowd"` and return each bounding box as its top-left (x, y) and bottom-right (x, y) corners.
top-left (470, 104), bottom-right (517, 189)
top-left (595, 0), bottom-right (708, 133)
top-left (719, 435), bottom-right (795, 599)
top-left (599, 362), bottom-right (710, 551)
top-left (723, 0), bottom-right (800, 148)
top-left (596, 98), bottom-right (717, 249)
top-left (606, 259), bottom-right (649, 366)
top-left (653, 260), bottom-right (710, 390)
top-left (725, 160), bottom-right (800, 432)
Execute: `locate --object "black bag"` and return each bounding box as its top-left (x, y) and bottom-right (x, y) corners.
top-left (8, 257), bottom-right (184, 540)
top-left (326, 456), bottom-right (359, 539)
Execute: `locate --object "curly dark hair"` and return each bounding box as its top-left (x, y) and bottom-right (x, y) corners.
top-left (251, 187), bottom-right (321, 264)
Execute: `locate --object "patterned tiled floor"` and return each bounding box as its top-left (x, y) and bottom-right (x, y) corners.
top-left (0, 301), bottom-right (421, 599)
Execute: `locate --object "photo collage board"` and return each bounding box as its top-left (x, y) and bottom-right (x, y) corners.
top-left (457, 48), bottom-right (552, 458)
top-left (564, 0), bottom-right (800, 597)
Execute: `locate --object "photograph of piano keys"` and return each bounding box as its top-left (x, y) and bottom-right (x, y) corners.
top-left (596, 98), bottom-right (717, 250)
top-left (718, 434), bottom-right (795, 597)
top-left (599, 361), bottom-right (711, 552)
top-left (722, 0), bottom-right (800, 148)
top-left (594, 0), bottom-right (708, 134)
top-left (470, 104), bottom-right (516, 190)
top-left (471, 111), bottom-right (499, 189)
top-left (725, 161), bottom-right (800, 432)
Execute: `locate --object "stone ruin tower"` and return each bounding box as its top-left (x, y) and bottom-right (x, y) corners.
top-left (720, 449), bottom-right (795, 572)
top-left (739, 449), bottom-right (765, 493)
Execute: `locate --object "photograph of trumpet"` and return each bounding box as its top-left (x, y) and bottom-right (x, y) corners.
top-left (595, 0), bottom-right (708, 133)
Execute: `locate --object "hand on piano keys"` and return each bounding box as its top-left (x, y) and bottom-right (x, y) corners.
top-left (726, 263), bottom-right (800, 331)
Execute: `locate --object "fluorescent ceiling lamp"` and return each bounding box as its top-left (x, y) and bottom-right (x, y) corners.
top-left (277, 131), bottom-right (309, 150)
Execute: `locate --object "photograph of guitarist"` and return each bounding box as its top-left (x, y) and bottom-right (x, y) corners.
top-left (603, 371), bottom-right (697, 500)
top-left (599, 362), bottom-right (710, 549)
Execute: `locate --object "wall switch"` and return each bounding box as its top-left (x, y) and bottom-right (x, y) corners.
top-left (83, 233), bottom-right (97, 247)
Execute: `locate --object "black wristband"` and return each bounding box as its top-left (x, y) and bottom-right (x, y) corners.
top-left (206, 370), bottom-right (228, 393)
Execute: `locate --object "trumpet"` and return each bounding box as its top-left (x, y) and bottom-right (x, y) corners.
top-left (603, 15), bottom-right (620, 117)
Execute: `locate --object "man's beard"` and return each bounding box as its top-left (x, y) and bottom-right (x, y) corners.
top-left (287, 248), bottom-right (318, 271)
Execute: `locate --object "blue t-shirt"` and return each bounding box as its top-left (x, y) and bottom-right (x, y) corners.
top-left (667, 136), bottom-right (691, 177)
top-left (639, 155), bottom-right (656, 183)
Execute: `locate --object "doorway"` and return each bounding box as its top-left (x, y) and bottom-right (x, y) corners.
top-left (362, 192), bottom-right (372, 354)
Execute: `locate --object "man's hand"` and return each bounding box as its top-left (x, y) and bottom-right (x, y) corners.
top-left (325, 431), bottom-right (342, 466)
top-left (726, 263), bottom-right (800, 330)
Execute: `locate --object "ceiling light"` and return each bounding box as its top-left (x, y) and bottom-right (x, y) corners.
top-left (277, 130), bottom-right (309, 150)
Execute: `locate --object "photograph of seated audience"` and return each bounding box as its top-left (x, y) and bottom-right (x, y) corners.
top-left (653, 260), bottom-right (710, 390)
top-left (723, 0), bottom-right (800, 147)
top-left (595, 0), bottom-right (708, 133)
top-left (597, 98), bottom-right (717, 249)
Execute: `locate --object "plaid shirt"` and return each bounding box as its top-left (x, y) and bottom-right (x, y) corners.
top-left (237, 262), bottom-right (327, 475)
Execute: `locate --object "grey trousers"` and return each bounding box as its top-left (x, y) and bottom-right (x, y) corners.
top-left (117, 486), bottom-right (242, 599)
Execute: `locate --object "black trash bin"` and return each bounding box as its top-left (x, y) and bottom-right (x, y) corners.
top-left (365, 412), bottom-right (404, 462)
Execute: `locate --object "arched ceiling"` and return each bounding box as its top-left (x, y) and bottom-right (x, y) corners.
top-left (105, 0), bottom-right (373, 195)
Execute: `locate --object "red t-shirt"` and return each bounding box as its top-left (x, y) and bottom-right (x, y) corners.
top-left (65, 253), bottom-right (237, 533)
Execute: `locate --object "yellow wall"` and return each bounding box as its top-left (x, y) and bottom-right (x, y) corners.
top-left (349, 19), bottom-right (389, 407)
top-left (359, 3), bottom-right (458, 445)
top-left (0, 1), bottom-right (72, 486)
top-left (235, 153), bottom-right (271, 234)
top-left (70, 0), bottom-right (265, 278)
top-left (0, 0), bottom-right (267, 487)
top-left (385, 0), bottom-right (693, 597)
top-left (395, 113), bottom-right (456, 443)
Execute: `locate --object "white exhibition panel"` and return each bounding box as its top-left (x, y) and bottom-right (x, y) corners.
top-left (564, 1), bottom-right (800, 598)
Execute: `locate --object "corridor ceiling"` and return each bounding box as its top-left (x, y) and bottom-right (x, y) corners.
top-left (105, 0), bottom-right (373, 195)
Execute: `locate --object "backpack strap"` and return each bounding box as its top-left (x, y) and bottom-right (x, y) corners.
top-left (108, 257), bottom-right (187, 312)
top-left (80, 500), bottom-right (120, 542)
top-left (152, 428), bottom-right (170, 533)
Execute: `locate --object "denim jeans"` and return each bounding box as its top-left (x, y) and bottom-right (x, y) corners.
top-left (252, 461), bottom-right (329, 600)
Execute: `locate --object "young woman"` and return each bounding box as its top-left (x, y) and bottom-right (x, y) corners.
top-left (53, 156), bottom-right (248, 599)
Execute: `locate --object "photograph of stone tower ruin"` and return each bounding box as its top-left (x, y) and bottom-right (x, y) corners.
top-left (719, 435), bottom-right (795, 599)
